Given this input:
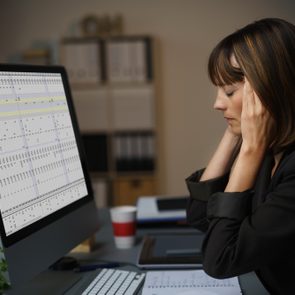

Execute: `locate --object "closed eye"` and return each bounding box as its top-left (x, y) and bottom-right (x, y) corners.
top-left (226, 91), bottom-right (234, 97)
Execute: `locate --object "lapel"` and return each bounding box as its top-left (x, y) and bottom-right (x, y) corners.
top-left (252, 151), bottom-right (274, 211)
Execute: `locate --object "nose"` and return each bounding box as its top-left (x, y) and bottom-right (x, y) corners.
top-left (213, 89), bottom-right (227, 111)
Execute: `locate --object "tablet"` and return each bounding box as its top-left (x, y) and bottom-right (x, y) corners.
top-left (137, 232), bottom-right (204, 269)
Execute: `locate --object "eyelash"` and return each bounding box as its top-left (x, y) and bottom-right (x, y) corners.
top-left (226, 91), bottom-right (234, 97)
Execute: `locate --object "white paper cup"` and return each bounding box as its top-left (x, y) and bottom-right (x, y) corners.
top-left (110, 206), bottom-right (137, 249)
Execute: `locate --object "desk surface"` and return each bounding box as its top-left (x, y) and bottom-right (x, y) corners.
top-left (6, 208), bottom-right (269, 295)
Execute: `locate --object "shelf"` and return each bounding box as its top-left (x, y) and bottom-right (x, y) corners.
top-left (113, 175), bottom-right (157, 206)
top-left (71, 81), bottom-right (154, 90)
top-left (61, 35), bottom-right (157, 206)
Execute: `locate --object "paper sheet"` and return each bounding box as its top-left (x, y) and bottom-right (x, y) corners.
top-left (142, 270), bottom-right (242, 295)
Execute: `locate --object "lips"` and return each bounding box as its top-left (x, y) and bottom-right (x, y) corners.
top-left (225, 117), bottom-right (235, 125)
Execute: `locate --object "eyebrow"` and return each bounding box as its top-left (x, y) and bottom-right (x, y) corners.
top-left (222, 84), bottom-right (236, 90)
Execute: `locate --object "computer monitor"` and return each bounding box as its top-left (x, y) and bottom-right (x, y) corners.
top-left (0, 64), bottom-right (100, 288)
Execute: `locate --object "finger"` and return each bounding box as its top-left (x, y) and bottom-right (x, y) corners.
top-left (243, 78), bottom-right (255, 113)
top-left (248, 84), bottom-right (266, 117)
top-left (248, 82), bottom-right (264, 114)
top-left (253, 91), bottom-right (263, 113)
top-left (242, 79), bottom-right (249, 109)
top-left (245, 78), bottom-right (262, 108)
top-left (243, 78), bottom-right (253, 100)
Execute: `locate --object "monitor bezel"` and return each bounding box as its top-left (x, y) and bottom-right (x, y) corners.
top-left (0, 63), bottom-right (94, 247)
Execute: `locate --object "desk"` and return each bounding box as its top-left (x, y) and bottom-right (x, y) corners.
top-left (6, 208), bottom-right (269, 294)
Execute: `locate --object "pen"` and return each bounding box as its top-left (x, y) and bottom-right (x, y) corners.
top-left (74, 262), bottom-right (121, 272)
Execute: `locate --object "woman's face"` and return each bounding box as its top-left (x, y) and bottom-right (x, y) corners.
top-left (213, 55), bottom-right (244, 135)
top-left (213, 81), bottom-right (244, 135)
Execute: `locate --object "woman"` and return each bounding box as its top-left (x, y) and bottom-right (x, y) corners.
top-left (186, 18), bottom-right (295, 294)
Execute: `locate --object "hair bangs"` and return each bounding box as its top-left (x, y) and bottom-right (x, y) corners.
top-left (208, 38), bottom-right (244, 86)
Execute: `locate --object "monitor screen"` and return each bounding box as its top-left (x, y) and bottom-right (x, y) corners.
top-left (0, 64), bottom-right (99, 288)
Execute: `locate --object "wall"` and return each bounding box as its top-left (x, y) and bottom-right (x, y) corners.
top-left (1, 0), bottom-right (294, 195)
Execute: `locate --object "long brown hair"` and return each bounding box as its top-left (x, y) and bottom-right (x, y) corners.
top-left (208, 18), bottom-right (295, 151)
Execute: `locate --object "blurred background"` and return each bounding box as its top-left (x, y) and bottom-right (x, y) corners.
top-left (0, 0), bottom-right (294, 206)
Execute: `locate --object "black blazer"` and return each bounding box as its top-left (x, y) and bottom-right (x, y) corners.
top-left (186, 146), bottom-right (295, 294)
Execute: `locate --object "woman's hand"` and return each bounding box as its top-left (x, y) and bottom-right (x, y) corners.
top-left (225, 78), bottom-right (273, 192)
top-left (240, 78), bottom-right (273, 153)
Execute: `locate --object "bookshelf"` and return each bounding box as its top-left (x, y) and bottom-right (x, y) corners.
top-left (60, 36), bottom-right (158, 207)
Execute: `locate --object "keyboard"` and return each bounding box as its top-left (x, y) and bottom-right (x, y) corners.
top-left (81, 268), bottom-right (146, 295)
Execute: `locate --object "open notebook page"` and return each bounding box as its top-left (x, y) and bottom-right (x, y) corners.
top-left (142, 269), bottom-right (242, 295)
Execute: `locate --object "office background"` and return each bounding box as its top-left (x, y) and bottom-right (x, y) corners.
top-left (0, 0), bottom-right (294, 197)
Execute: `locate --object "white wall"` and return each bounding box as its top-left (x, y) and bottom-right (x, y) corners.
top-left (1, 0), bottom-right (294, 195)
